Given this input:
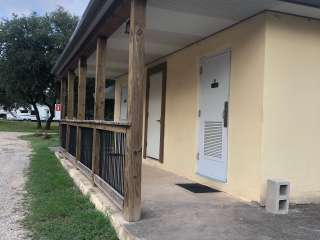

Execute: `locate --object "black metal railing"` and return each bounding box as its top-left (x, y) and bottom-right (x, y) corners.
top-left (60, 124), bottom-right (67, 149)
top-left (80, 127), bottom-right (93, 169)
top-left (99, 130), bottom-right (126, 196)
top-left (59, 120), bottom-right (129, 205)
top-left (68, 126), bottom-right (77, 157)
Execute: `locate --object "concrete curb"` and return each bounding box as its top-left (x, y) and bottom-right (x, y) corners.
top-left (55, 150), bottom-right (143, 240)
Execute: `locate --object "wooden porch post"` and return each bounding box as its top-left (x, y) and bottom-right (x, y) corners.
top-left (76, 57), bottom-right (87, 162)
top-left (67, 70), bottom-right (76, 119)
top-left (92, 37), bottom-right (107, 177)
top-left (124, 0), bottom-right (146, 222)
top-left (66, 71), bottom-right (75, 153)
top-left (94, 37), bottom-right (107, 120)
top-left (60, 78), bottom-right (67, 149)
top-left (60, 78), bottom-right (67, 119)
top-left (78, 57), bottom-right (87, 120)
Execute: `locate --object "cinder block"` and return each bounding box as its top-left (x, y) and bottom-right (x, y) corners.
top-left (266, 179), bottom-right (290, 214)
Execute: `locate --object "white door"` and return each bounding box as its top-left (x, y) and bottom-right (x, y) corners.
top-left (197, 51), bottom-right (230, 182)
top-left (146, 72), bottom-right (163, 159)
top-left (120, 87), bottom-right (128, 121)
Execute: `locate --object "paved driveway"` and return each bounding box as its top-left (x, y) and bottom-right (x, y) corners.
top-left (0, 132), bottom-right (31, 240)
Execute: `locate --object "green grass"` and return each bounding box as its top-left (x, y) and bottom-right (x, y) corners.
top-left (0, 120), bottom-right (59, 133)
top-left (22, 134), bottom-right (117, 240)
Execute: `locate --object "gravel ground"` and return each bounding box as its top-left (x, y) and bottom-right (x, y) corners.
top-left (0, 132), bottom-right (31, 240)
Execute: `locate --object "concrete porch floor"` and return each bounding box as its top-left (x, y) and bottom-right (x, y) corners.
top-left (126, 164), bottom-right (320, 240)
top-left (56, 150), bottom-right (320, 240)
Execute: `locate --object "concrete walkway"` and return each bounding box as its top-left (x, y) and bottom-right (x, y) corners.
top-left (57, 149), bottom-right (320, 240)
top-left (131, 165), bottom-right (320, 240)
top-left (0, 132), bottom-right (31, 240)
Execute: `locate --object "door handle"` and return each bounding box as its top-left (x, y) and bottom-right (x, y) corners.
top-left (223, 101), bottom-right (228, 128)
top-left (156, 119), bottom-right (161, 122)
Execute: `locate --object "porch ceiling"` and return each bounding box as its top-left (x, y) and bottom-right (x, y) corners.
top-left (54, 0), bottom-right (320, 79)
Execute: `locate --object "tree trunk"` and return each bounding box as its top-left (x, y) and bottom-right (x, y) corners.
top-left (45, 104), bottom-right (55, 130)
top-left (31, 103), bottom-right (42, 129)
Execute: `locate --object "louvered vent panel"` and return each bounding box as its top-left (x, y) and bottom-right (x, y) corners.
top-left (204, 121), bottom-right (223, 159)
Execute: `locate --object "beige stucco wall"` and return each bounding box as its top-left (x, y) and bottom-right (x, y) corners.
top-left (164, 15), bottom-right (265, 201)
top-left (114, 12), bottom-right (320, 204)
top-left (115, 14), bottom-right (267, 202)
top-left (261, 13), bottom-right (320, 203)
top-left (159, 14), bottom-right (266, 202)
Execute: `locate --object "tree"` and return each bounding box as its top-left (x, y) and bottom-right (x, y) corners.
top-left (43, 8), bottom-right (78, 129)
top-left (0, 7), bottom-right (78, 129)
top-left (0, 87), bottom-right (14, 110)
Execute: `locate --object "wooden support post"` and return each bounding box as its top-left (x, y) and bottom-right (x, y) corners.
top-left (66, 124), bottom-right (70, 152)
top-left (78, 57), bottom-right (87, 120)
top-left (67, 71), bottom-right (75, 119)
top-left (76, 57), bottom-right (87, 162)
top-left (91, 128), bottom-right (100, 177)
top-left (94, 37), bottom-right (107, 120)
top-left (66, 71), bottom-right (75, 155)
top-left (92, 37), bottom-right (107, 178)
top-left (60, 78), bottom-right (67, 149)
top-left (60, 78), bottom-right (67, 119)
top-left (124, 0), bottom-right (146, 222)
top-left (76, 126), bottom-right (81, 163)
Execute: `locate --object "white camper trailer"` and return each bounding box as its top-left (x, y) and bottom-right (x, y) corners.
top-left (15, 105), bottom-right (50, 121)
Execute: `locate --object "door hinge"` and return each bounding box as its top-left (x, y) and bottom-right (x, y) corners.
top-left (199, 66), bottom-right (203, 75)
top-left (198, 109), bottom-right (201, 118)
top-left (197, 152), bottom-right (200, 160)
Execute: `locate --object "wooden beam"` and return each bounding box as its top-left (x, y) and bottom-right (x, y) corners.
top-left (92, 128), bottom-right (100, 177)
top-left (78, 57), bottom-right (87, 120)
top-left (76, 126), bottom-right (81, 163)
top-left (124, 0), bottom-right (146, 222)
top-left (91, 37), bottom-right (107, 183)
top-left (76, 58), bottom-right (87, 163)
top-left (55, 2), bottom-right (130, 77)
top-left (60, 78), bottom-right (67, 119)
top-left (94, 37), bottom-right (107, 120)
top-left (66, 125), bottom-right (70, 152)
top-left (67, 71), bottom-right (76, 119)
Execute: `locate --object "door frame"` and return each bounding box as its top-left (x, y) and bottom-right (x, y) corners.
top-left (143, 62), bottom-right (167, 163)
top-left (119, 86), bottom-right (128, 121)
top-left (196, 49), bottom-right (231, 182)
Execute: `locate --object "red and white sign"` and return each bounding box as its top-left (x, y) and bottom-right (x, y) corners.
top-left (55, 104), bottom-right (61, 112)
top-left (55, 104), bottom-right (62, 120)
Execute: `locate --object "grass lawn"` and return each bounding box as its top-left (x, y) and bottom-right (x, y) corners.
top-left (0, 120), bottom-right (59, 133)
top-left (22, 134), bottom-right (117, 240)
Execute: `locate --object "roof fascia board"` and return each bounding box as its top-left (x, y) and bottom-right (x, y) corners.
top-left (53, 0), bottom-right (130, 77)
top-left (280, 0), bottom-right (320, 9)
top-left (52, 0), bottom-right (104, 75)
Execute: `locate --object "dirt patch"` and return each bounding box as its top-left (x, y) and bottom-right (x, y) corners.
top-left (0, 132), bottom-right (31, 239)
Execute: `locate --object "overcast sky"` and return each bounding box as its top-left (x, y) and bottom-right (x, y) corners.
top-left (0, 0), bottom-right (90, 19)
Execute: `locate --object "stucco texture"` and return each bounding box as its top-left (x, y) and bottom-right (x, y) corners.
top-left (114, 12), bottom-right (320, 204)
top-left (115, 14), bottom-right (266, 203)
top-left (261, 13), bottom-right (320, 203)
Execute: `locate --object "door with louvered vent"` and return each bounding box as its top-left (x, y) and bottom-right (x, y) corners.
top-left (197, 51), bottom-right (230, 182)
